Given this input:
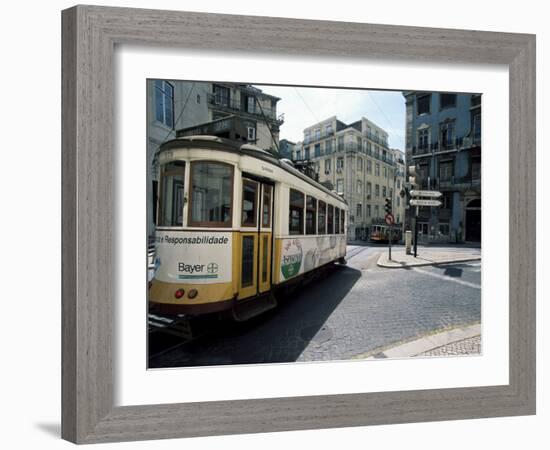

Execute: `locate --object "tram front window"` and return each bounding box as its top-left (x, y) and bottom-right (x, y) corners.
top-left (189, 161), bottom-right (234, 227)
top-left (158, 161), bottom-right (185, 227)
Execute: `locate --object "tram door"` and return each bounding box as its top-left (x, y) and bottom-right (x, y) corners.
top-left (238, 178), bottom-right (273, 300)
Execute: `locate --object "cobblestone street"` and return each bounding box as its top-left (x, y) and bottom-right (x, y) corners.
top-left (149, 245), bottom-right (482, 368)
top-left (419, 335), bottom-right (481, 357)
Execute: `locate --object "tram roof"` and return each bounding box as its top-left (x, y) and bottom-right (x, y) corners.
top-left (159, 136), bottom-right (347, 205)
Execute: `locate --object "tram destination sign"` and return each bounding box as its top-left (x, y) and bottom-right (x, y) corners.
top-left (410, 190), bottom-right (442, 198)
top-left (410, 199), bottom-right (442, 207)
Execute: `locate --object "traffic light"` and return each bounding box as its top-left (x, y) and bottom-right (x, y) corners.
top-left (384, 197), bottom-right (392, 215)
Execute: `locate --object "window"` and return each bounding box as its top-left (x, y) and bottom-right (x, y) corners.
top-left (439, 160), bottom-right (454, 181)
top-left (367, 204), bottom-right (371, 217)
top-left (383, 166), bottom-right (387, 178)
top-left (397, 179), bottom-right (401, 189)
top-left (472, 113), bottom-right (481, 144)
top-left (305, 131), bottom-right (311, 144)
top-left (356, 203), bottom-right (362, 219)
top-left (326, 123), bottom-right (333, 136)
top-left (295, 150), bottom-right (302, 160)
top-left (472, 157), bottom-right (481, 181)
top-left (306, 196), bottom-right (317, 235)
top-left (241, 236), bottom-right (254, 287)
top-left (382, 186), bottom-right (387, 197)
top-left (374, 205), bottom-right (379, 218)
top-left (439, 223), bottom-right (450, 235)
top-left (304, 147), bottom-right (311, 160)
top-left (366, 182), bottom-right (372, 195)
top-left (417, 93), bottom-right (431, 115)
top-left (441, 193), bottom-right (452, 209)
top-left (374, 146), bottom-right (380, 159)
top-left (375, 163), bottom-right (380, 176)
top-left (314, 143), bottom-right (321, 157)
top-left (324, 159), bottom-right (331, 174)
top-left (340, 209), bottom-right (345, 234)
top-left (315, 128), bottom-right (321, 140)
top-left (357, 180), bottom-right (363, 195)
top-left (375, 184), bottom-right (380, 197)
top-left (247, 127), bottom-right (256, 141)
top-left (337, 157), bottom-right (344, 171)
top-left (327, 205), bottom-right (334, 234)
top-left (189, 161), bottom-right (233, 227)
top-left (325, 139), bottom-right (333, 153)
top-left (335, 208), bottom-right (340, 234)
top-left (318, 201), bottom-right (327, 234)
top-left (357, 157), bottom-right (363, 171)
top-left (241, 179), bottom-right (259, 227)
top-left (213, 84), bottom-right (230, 106)
top-left (154, 80), bottom-right (174, 128)
top-left (366, 141), bottom-right (372, 154)
top-left (262, 185), bottom-right (272, 227)
top-left (289, 189), bottom-right (304, 235)
top-left (440, 121), bottom-right (455, 149)
top-left (336, 179), bottom-right (344, 194)
top-left (338, 136), bottom-right (344, 151)
top-left (158, 161), bottom-right (185, 227)
top-left (418, 128), bottom-right (429, 150)
top-left (243, 94), bottom-right (256, 113)
top-left (367, 160), bottom-right (372, 173)
top-left (440, 93), bottom-right (457, 110)
top-left (397, 196), bottom-right (401, 207)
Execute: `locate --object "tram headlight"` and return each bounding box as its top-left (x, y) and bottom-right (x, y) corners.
top-left (174, 288), bottom-right (185, 299)
top-left (187, 289), bottom-right (198, 299)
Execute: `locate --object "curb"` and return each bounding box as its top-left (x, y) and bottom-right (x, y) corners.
top-left (377, 255), bottom-right (481, 269)
top-left (354, 323), bottom-right (481, 359)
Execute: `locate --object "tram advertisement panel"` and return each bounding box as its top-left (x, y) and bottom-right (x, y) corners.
top-left (280, 235), bottom-right (346, 281)
top-left (154, 231), bottom-right (232, 284)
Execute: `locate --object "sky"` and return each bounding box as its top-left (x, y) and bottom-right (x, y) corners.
top-left (254, 85), bottom-right (407, 151)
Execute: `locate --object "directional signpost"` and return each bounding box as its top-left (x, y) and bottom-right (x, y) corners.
top-left (410, 199), bottom-right (442, 207)
top-left (410, 190), bottom-right (442, 257)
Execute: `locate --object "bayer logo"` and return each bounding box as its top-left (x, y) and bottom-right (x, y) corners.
top-left (207, 262), bottom-right (219, 274)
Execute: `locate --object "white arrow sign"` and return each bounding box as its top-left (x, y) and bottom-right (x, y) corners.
top-left (410, 190), bottom-right (442, 198)
top-left (410, 199), bottom-right (442, 207)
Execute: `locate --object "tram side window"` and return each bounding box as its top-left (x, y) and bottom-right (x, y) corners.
top-left (318, 200), bottom-right (327, 234)
top-left (335, 208), bottom-right (340, 234)
top-left (289, 189), bottom-right (304, 235)
top-left (189, 161), bottom-right (233, 227)
top-left (327, 205), bottom-right (334, 234)
top-left (158, 161), bottom-right (185, 227)
top-left (340, 208), bottom-right (345, 234)
top-left (306, 196), bottom-right (317, 235)
top-left (242, 179), bottom-right (258, 227)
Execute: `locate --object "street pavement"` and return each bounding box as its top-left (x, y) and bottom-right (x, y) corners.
top-left (149, 244), bottom-right (482, 368)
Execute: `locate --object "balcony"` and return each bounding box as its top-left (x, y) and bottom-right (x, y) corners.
top-left (417, 176), bottom-right (481, 191)
top-left (207, 94), bottom-right (284, 125)
top-left (366, 132), bottom-right (389, 148)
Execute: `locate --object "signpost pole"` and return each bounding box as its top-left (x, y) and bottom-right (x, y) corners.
top-left (389, 223), bottom-right (392, 261)
top-left (414, 206), bottom-right (419, 258)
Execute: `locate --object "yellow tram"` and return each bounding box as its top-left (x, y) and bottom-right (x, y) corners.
top-left (149, 136), bottom-right (348, 321)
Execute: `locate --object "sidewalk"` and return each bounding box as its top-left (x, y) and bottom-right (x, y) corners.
top-left (355, 323), bottom-right (481, 359)
top-left (377, 248), bottom-right (481, 268)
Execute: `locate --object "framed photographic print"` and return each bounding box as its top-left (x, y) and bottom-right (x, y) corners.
top-left (62, 5), bottom-right (535, 444)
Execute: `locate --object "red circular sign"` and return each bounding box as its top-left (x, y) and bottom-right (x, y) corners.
top-left (385, 213), bottom-right (394, 225)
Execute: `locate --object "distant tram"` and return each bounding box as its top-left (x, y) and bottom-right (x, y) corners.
top-left (149, 136), bottom-right (348, 322)
top-left (369, 224), bottom-right (401, 243)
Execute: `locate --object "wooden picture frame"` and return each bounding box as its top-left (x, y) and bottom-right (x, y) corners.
top-left (61, 5), bottom-right (535, 444)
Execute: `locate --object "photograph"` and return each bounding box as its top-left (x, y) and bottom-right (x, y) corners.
top-left (146, 81), bottom-right (482, 368)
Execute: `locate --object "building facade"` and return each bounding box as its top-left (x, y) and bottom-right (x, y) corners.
top-left (403, 91), bottom-right (481, 243)
top-left (146, 80), bottom-right (284, 239)
top-left (292, 116), bottom-right (405, 241)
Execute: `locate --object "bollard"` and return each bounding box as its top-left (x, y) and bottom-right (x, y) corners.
top-left (405, 230), bottom-right (412, 255)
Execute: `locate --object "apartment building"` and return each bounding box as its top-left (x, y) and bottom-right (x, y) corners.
top-left (292, 116), bottom-right (405, 241)
top-left (403, 91), bottom-right (481, 243)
